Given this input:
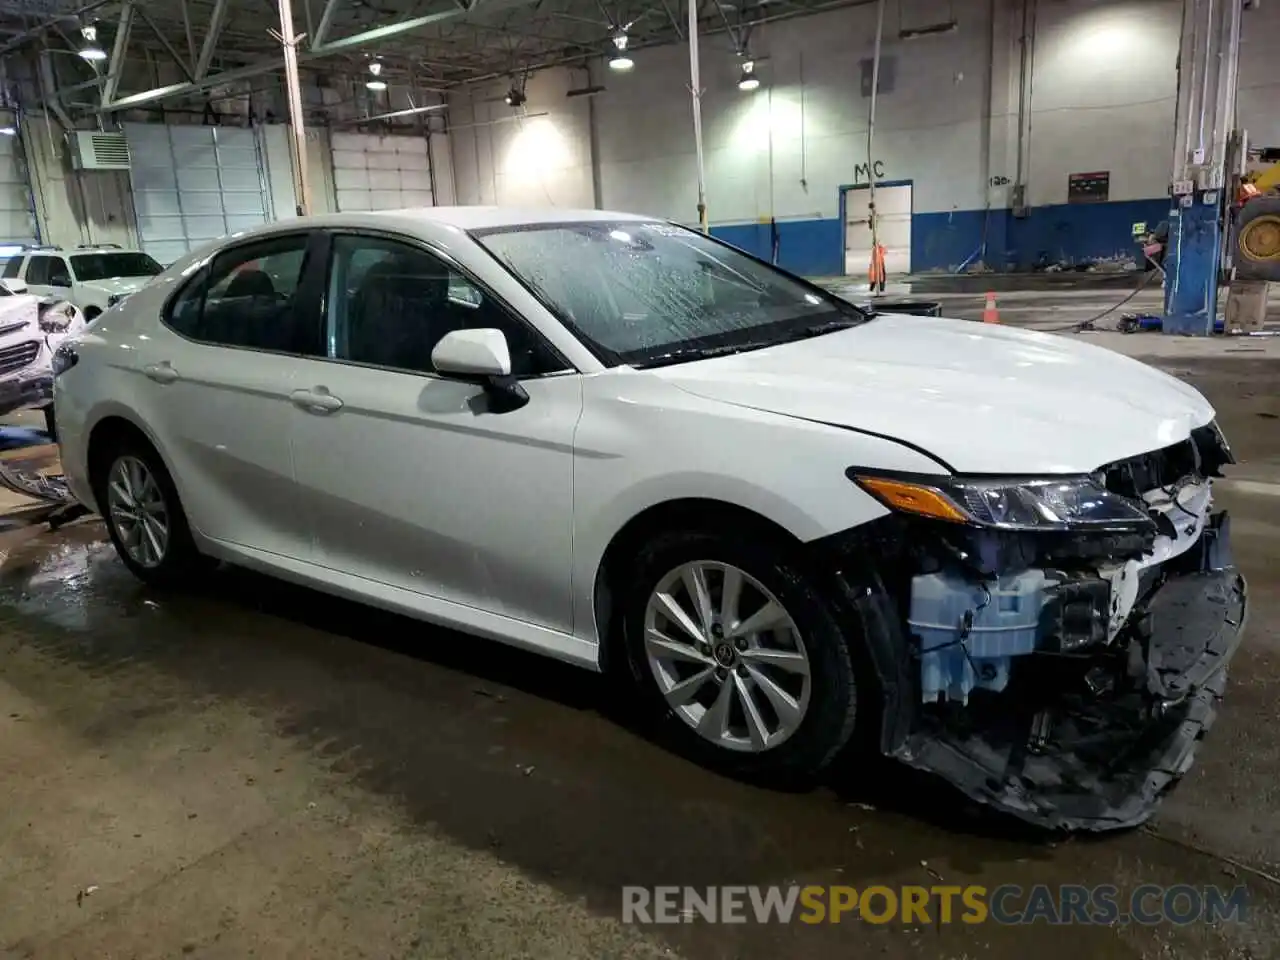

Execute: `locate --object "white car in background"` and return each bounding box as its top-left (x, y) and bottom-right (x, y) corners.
top-left (2, 245), bottom-right (163, 321)
top-left (0, 277), bottom-right (83, 433)
top-left (50, 208), bottom-right (1245, 832)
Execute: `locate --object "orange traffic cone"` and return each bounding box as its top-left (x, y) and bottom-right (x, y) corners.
top-left (982, 291), bottom-right (1001, 324)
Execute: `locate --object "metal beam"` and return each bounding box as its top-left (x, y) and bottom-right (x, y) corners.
top-left (37, 49), bottom-right (77, 130)
top-left (181, 0), bottom-right (198, 65)
top-left (312, 0), bottom-right (342, 49)
top-left (137, 6), bottom-right (195, 81)
top-left (102, 1), bottom-right (135, 107)
top-left (353, 102), bottom-right (448, 124)
top-left (195, 0), bottom-right (230, 80)
top-left (100, 0), bottom-right (539, 113)
top-left (0, 0), bottom-right (114, 57)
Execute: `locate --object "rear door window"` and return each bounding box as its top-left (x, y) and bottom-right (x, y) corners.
top-left (24, 256), bottom-right (51, 285)
top-left (165, 233), bottom-right (316, 354)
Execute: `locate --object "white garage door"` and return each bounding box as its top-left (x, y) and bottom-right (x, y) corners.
top-left (0, 113), bottom-right (37, 246)
top-left (844, 183), bottom-right (912, 276)
top-left (125, 123), bottom-right (270, 265)
top-left (331, 132), bottom-right (433, 212)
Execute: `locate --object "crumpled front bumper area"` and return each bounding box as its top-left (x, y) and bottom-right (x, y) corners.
top-left (888, 516), bottom-right (1246, 832)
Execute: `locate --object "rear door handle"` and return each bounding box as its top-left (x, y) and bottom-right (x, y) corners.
top-left (290, 388), bottom-right (344, 414)
top-left (142, 362), bottom-right (179, 384)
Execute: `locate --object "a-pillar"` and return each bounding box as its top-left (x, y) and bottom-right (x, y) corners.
top-left (1163, 0), bottom-right (1243, 335)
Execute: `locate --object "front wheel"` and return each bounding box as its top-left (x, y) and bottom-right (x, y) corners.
top-left (93, 436), bottom-right (208, 587)
top-left (621, 528), bottom-right (860, 783)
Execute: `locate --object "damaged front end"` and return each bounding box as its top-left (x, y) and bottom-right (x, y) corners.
top-left (826, 422), bottom-right (1247, 832)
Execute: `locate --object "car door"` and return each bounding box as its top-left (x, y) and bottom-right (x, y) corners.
top-left (137, 231), bottom-right (325, 559)
top-left (21, 255), bottom-right (54, 297)
top-left (289, 230), bottom-right (582, 633)
top-left (46, 256), bottom-right (74, 298)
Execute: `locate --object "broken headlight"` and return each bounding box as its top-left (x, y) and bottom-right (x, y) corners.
top-left (38, 303), bottom-right (75, 334)
top-left (853, 473), bottom-right (1155, 532)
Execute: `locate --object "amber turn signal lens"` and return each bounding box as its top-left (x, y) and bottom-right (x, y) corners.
top-left (855, 476), bottom-right (970, 523)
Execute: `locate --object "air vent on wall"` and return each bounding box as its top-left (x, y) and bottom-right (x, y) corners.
top-left (66, 131), bottom-right (131, 170)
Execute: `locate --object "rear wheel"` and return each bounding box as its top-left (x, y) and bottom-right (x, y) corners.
top-left (93, 435), bottom-right (207, 587)
top-left (621, 528), bottom-right (859, 782)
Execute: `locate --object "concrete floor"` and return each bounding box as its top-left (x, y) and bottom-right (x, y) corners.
top-left (1, 289), bottom-right (1279, 959)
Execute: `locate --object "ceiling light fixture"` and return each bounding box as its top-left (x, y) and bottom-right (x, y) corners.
top-left (78, 23), bottom-right (107, 61)
top-left (738, 60), bottom-right (759, 91)
top-left (608, 30), bottom-right (633, 71)
top-left (0, 127), bottom-right (15, 136)
top-left (366, 59), bottom-right (387, 91)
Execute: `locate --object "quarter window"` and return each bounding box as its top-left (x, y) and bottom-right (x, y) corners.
top-left (165, 234), bottom-right (312, 352)
top-left (324, 234), bottom-right (556, 377)
top-left (0, 256), bottom-right (22, 279)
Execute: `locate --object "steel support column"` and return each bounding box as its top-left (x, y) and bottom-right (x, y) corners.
top-left (687, 0), bottom-right (707, 232)
top-left (1163, 0), bottom-right (1243, 335)
top-left (276, 0), bottom-right (313, 215)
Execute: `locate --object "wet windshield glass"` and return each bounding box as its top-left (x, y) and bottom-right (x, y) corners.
top-left (474, 221), bottom-right (867, 366)
top-left (70, 252), bottom-right (163, 282)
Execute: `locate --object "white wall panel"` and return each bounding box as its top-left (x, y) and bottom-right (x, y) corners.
top-left (330, 132), bottom-right (432, 212)
top-left (21, 113), bottom-right (137, 250)
top-left (1239, 2), bottom-right (1280, 148)
top-left (1025, 0), bottom-right (1181, 206)
top-left (451, 69), bottom-right (594, 208)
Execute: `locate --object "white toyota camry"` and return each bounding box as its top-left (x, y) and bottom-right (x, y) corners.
top-left (52, 208), bottom-right (1245, 831)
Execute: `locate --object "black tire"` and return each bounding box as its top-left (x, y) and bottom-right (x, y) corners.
top-left (621, 527), bottom-right (859, 784)
top-left (42, 404), bottom-right (56, 442)
top-left (92, 433), bottom-right (208, 588)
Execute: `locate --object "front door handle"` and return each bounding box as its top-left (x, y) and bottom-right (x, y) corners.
top-left (142, 361), bottom-right (179, 384)
top-left (290, 387), bottom-right (344, 414)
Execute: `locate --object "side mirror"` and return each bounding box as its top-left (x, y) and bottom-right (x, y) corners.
top-left (430, 328), bottom-right (528, 413)
top-left (432, 328), bottom-right (512, 377)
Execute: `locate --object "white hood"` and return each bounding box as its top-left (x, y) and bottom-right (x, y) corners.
top-left (0, 294), bottom-right (37, 342)
top-left (79, 276), bottom-right (150, 297)
top-left (654, 314), bottom-right (1215, 474)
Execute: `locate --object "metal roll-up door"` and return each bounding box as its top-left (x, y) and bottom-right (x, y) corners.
top-left (125, 123), bottom-right (271, 265)
top-left (331, 132), bottom-right (433, 212)
top-left (0, 111), bottom-right (37, 247)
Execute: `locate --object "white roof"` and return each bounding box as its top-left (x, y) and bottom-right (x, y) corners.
top-left (366, 206), bottom-right (659, 230)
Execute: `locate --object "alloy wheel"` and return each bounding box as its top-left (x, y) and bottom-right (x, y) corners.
top-left (643, 560), bottom-right (812, 752)
top-left (106, 455), bottom-right (170, 569)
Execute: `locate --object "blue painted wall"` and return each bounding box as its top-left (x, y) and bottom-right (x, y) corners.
top-left (710, 219), bottom-right (843, 276)
top-left (711, 197), bottom-right (1175, 276)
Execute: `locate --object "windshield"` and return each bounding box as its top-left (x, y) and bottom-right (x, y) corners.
top-left (70, 252), bottom-right (163, 282)
top-left (473, 221), bottom-right (868, 366)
